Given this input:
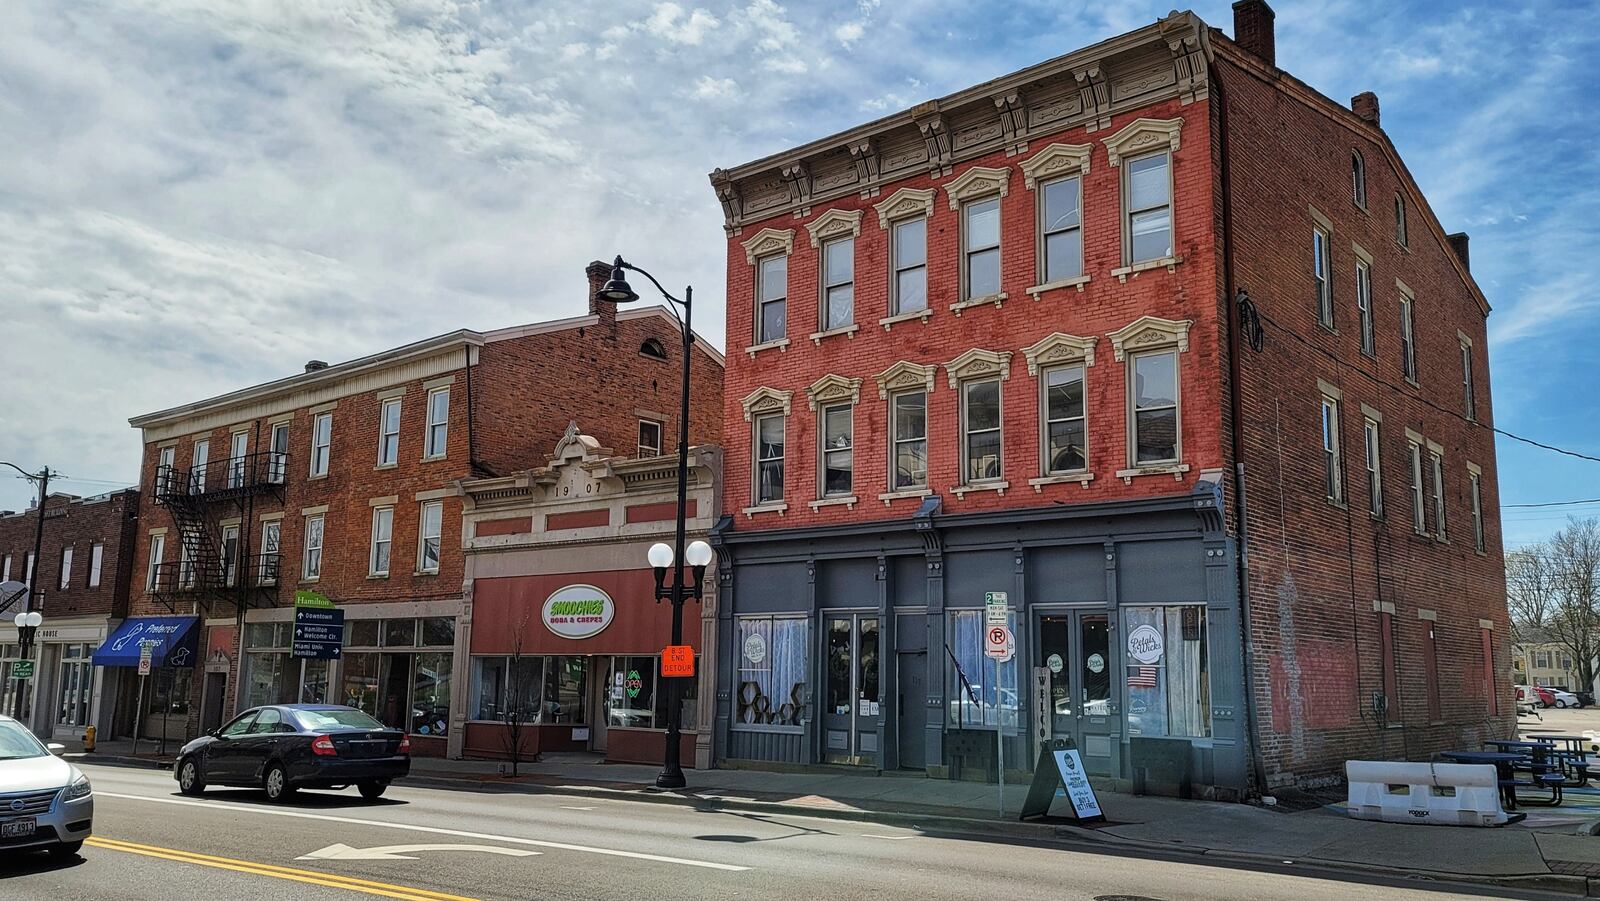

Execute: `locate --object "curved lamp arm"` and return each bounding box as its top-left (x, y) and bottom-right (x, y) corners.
top-left (0, 461), bottom-right (35, 480)
top-left (615, 258), bottom-right (687, 312)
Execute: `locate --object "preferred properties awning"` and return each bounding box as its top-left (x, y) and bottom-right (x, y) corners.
top-left (92, 616), bottom-right (200, 668)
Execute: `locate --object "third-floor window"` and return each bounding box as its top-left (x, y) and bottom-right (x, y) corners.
top-left (1040, 177), bottom-right (1083, 283)
top-left (1355, 257), bottom-right (1374, 356)
top-left (310, 412), bottom-right (332, 477)
top-left (1313, 225), bottom-right (1334, 329)
top-left (821, 237), bottom-right (854, 331)
top-left (757, 254), bottom-right (787, 344)
top-left (891, 217), bottom-right (928, 316)
top-left (1399, 292), bottom-right (1417, 382)
top-left (962, 197), bottom-right (1001, 300)
top-left (379, 398), bottom-right (401, 466)
top-left (1125, 152), bottom-right (1172, 264)
top-left (425, 386), bottom-right (450, 458)
top-left (1460, 338), bottom-right (1476, 421)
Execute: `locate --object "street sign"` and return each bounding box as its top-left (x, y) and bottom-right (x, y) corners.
top-left (661, 645), bottom-right (694, 677)
top-left (984, 591), bottom-right (1009, 626)
top-left (292, 605), bottom-right (345, 659)
top-left (9, 660), bottom-right (34, 680)
top-left (137, 645), bottom-right (153, 677)
top-left (985, 625), bottom-right (1012, 660)
top-left (294, 590), bottom-right (335, 609)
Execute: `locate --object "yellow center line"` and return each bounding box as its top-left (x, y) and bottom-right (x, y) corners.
top-left (84, 837), bottom-right (482, 901)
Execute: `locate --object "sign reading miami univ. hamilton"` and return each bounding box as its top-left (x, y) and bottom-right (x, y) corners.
top-left (542, 584), bottom-right (615, 639)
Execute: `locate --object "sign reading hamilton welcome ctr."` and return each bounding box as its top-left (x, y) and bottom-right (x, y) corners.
top-left (542, 584), bottom-right (615, 639)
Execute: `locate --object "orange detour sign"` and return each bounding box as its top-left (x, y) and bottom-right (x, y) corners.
top-left (661, 645), bottom-right (695, 677)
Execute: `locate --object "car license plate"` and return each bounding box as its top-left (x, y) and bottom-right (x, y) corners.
top-left (2, 817), bottom-right (36, 838)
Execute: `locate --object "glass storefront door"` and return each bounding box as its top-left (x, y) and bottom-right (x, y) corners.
top-left (822, 613), bottom-right (880, 766)
top-left (1036, 610), bottom-right (1114, 776)
top-left (56, 644), bottom-right (93, 728)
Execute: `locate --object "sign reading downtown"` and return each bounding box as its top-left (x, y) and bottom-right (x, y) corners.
top-left (292, 590), bottom-right (344, 660)
top-left (542, 585), bottom-right (615, 639)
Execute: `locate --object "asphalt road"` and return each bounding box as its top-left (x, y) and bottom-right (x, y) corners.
top-left (0, 764), bottom-right (1546, 901)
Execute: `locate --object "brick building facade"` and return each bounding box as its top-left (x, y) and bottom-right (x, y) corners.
top-left (706, 3), bottom-right (1507, 795)
top-left (119, 264), bottom-right (723, 757)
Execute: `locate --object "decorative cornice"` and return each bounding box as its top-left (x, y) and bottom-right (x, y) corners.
top-left (873, 187), bottom-right (937, 229)
top-left (806, 373), bottom-right (863, 410)
top-left (875, 360), bottom-right (937, 398)
top-left (803, 208), bottom-right (863, 247)
top-left (943, 348), bottom-right (1013, 388)
top-left (1021, 333), bottom-right (1098, 374)
top-left (1019, 143), bottom-right (1092, 189)
top-left (740, 386), bottom-right (793, 421)
top-left (740, 227), bottom-right (794, 264)
top-left (1108, 316), bottom-right (1192, 360)
top-left (1103, 116), bottom-right (1183, 166)
top-left (943, 166), bottom-right (1011, 209)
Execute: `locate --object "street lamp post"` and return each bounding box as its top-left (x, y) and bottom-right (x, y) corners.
top-left (595, 256), bottom-right (712, 789)
top-left (1, 462), bottom-right (52, 721)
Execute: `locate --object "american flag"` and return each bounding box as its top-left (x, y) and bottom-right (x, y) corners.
top-left (1127, 666), bottom-right (1158, 688)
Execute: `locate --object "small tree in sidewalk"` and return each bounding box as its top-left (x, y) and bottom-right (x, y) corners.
top-left (501, 613), bottom-right (538, 777)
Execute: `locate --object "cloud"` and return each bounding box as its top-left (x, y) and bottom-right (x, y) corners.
top-left (691, 75), bottom-right (739, 99)
top-left (835, 22), bottom-right (865, 47)
top-left (644, 3), bottom-right (721, 45)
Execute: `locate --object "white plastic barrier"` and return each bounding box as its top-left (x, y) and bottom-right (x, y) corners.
top-left (1346, 760), bottom-right (1509, 827)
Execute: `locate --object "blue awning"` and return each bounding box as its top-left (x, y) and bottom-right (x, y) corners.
top-left (93, 616), bottom-right (200, 668)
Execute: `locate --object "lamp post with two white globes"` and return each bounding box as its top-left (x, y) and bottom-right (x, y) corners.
top-left (12, 609), bottom-right (43, 719)
top-left (646, 538), bottom-right (713, 790)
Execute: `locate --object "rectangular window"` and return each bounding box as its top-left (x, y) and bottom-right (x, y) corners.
top-left (470, 655), bottom-right (544, 723)
top-left (1351, 152), bottom-right (1367, 208)
top-left (755, 413), bottom-right (785, 504)
top-left (1409, 442), bottom-right (1427, 534)
top-left (379, 398), bottom-right (401, 466)
top-left (1400, 295), bottom-right (1417, 382)
top-left (259, 520), bottom-right (280, 586)
top-left (947, 609), bottom-right (1018, 729)
top-left (1364, 418), bottom-right (1383, 517)
top-left (1461, 341), bottom-right (1476, 421)
top-left (1431, 451), bottom-right (1447, 541)
top-left (156, 445), bottom-right (177, 493)
top-left (1321, 396), bottom-right (1342, 503)
top-left (1355, 259), bottom-right (1374, 356)
top-left (425, 387), bottom-right (449, 458)
top-left (820, 403), bottom-right (853, 497)
top-left (735, 616), bottom-right (809, 729)
top-left (269, 422), bottom-right (290, 483)
top-left (1041, 176), bottom-right (1083, 283)
top-left (962, 197), bottom-right (1001, 300)
top-left (25, 552), bottom-right (35, 587)
top-left (1536, 650), bottom-right (1550, 668)
top-left (1395, 194), bottom-right (1408, 247)
top-left (190, 439), bottom-right (209, 494)
top-left (418, 501), bottom-right (442, 573)
top-left (310, 412), bottom-right (332, 477)
top-left (1471, 470), bottom-right (1485, 553)
top-left (303, 513), bottom-right (324, 581)
top-left (1125, 153), bottom-right (1172, 264)
top-left (58, 546), bottom-right (72, 591)
top-left (1043, 365), bottom-right (1086, 473)
top-left (228, 431), bottom-right (248, 488)
top-left (1378, 611), bottom-right (1398, 716)
top-left (637, 419), bottom-right (662, 457)
top-left (1423, 620), bottom-right (1441, 720)
top-left (370, 506), bottom-right (393, 576)
top-left (960, 378), bottom-right (1002, 484)
top-left (891, 391), bottom-right (928, 491)
top-left (756, 254), bottom-right (787, 343)
top-left (1, 555), bottom-right (9, 582)
top-left (1122, 605), bottom-right (1212, 738)
top-left (221, 525), bottom-right (239, 587)
top-left (891, 217), bottom-right (927, 315)
top-left (1131, 350), bottom-right (1180, 465)
top-left (603, 655), bottom-right (658, 728)
top-left (146, 534), bottom-right (165, 591)
top-left (1313, 226), bottom-right (1334, 328)
top-left (822, 237), bottom-right (854, 331)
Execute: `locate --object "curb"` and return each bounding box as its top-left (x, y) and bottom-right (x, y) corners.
top-left (73, 754), bottom-right (171, 770)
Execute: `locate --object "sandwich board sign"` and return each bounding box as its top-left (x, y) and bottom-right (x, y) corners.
top-left (1018, 737), bottom-right (1105, 823)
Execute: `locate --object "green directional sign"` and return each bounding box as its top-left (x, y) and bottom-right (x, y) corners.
top-left (10, 660), bottom-right (35, 680)
top-left (295, 590), bottom-right (334, 609)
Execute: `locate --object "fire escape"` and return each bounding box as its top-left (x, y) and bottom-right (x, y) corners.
top-left (150, 450), bottom-right (285, 612)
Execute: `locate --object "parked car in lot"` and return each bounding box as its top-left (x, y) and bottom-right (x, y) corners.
top-left (0, 714), bottom-right (92, 858)
top-left (174, 704), bottom-right (409, 803)
top-left (1547, 685), bottom-right (1595, 707)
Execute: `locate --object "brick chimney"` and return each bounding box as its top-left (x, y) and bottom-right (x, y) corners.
top-left (1351, 92), bottom-right (1380, 127)
top-left (586, 259), bottom-right (617, 334)
top-left (1446, 233), bottom-right (1470, 271)
top-left (1232, 0), bottom-right (1276, 67)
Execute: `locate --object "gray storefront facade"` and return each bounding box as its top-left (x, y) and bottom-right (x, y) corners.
top-left (711, 476), bottom-right (1250, 799)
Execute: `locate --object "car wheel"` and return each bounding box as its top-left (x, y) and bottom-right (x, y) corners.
top-left (1559, 699), bottom-right (1572, 708)
top-left (358, 781), bottom-right (388, 801)
top-left (48, 840), bottom-right (84, 859)
top-left (263, 764), bottom-right (296, 803)
top-left (178, 758), bottom-right (206, 796)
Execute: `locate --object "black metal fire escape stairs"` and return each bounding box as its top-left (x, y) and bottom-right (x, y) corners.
top-left (150, 449), bottom-right (286, 614)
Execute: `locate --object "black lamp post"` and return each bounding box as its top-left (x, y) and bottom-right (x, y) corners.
top-left (1, 462), bottom-right (51, 721)
top-left (595, 255), bottom-right (712, 789)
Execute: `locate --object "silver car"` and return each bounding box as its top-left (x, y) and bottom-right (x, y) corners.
top-left (0, 714), bottom-right (93, 857)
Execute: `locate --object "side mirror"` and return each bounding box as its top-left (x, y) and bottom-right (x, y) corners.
top-left (46, 743), bottom-right (65, 755)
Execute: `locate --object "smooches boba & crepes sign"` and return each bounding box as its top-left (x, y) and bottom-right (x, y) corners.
top-left (542, 584), bottom-right (615, 639)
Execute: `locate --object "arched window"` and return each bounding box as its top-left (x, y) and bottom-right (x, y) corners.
top-left (640, 338), bottom-right (667, 360)
top-left (1351, 151), bottom-right (1367, 208)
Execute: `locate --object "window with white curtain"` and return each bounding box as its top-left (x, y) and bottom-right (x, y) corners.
top-left (947, 609), bottom-right (1018, 729)
top-left (1124, 604), bottom-right (1210, 738)
top-left (735, 616), bottom-right (809, 729)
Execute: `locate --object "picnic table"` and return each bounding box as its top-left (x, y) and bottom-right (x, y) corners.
top-left (1524, 734), bottom-right (1593, 786)
top-left (1438, 750), bottom-right (1562, 809)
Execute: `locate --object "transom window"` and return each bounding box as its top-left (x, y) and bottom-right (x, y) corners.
top-left (379, 398), bottom-right (401, 466)
top-left (822, 237), bottom-right (854, 331)
top-left (1040, 177), bottom-right (1083, 283)
top-left (891, 391), bottom-right (928, 490)
top-left (1130, 350), bottom-right (1179, 465)
top-left (1355, 259), bottom-right (1374, 356)
top-left (1042, 365), bottom-right (1086, 473)
top-left (1313, 226), bottom-right (1333, 328)
top-left (756, 254), bottom-right (787, 344)
top-left (820, 403), bottom-right (853, 497)
top-left (963, 197), bottom-right (1001, 300)
top-left (1125, 153), bottom-right (1172, 264)
top-left (960, 378), bottom-right (1002, 484)
top-left (755, 413), bottom-right (785, 504)
top-left (891, 218), bottom-right (928, 315)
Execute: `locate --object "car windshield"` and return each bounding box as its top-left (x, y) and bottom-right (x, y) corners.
top-left (294, 709), bottom-right (386, 732)
top-left (0, 720), bottom-right (48, 760)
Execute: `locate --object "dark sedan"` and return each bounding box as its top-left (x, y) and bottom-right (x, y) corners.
top-left (174, 704), bottom-right (410, 802)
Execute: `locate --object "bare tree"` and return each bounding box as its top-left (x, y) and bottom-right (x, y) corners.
top-left (1547, 519), bottom-right (1600, 692)
top-left (1506, 546), bottom-right (1556, 648)
top-left (501, 613), bottom-right (538, 777)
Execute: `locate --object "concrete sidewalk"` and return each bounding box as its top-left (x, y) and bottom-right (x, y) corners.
top-left (69, 740), bottom-right (1600, 896)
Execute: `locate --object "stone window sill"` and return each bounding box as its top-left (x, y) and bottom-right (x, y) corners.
top-left (948, 292), bottom-right (1007, 317)
top-left (1111, 255), bottom-right (1183, 283)
top-left (744, 338), bottom-right (790, 359)
top-left (308, 473), bottom-right (328, 482)
top-left (414, 570), bottom-right (440, 577)
top-left (809, 495), bottom-right (858, 511)
top-left (375, 462), bottom-right (398, 471)
top-left (420, 454), bottom-right (448, 463)
top-left (809, 324), bottom-right (859, 345)
top-left (367, 573), bottom-right (389, 581)
top-left (952, 480), bottom-right (1009, 498)
top-left (1115, 463), bottom-right (1190, 484)
top-left (878, 488), bottom-right (931, 506)
top-left (742, 502), bottom-right (789, 518)
top-left (1026, 275), bottom-right (1091, 298)
top-left (879, 308), bottom-right (933, 332)
top-left (1028, 472), bottom-right (1095, 492)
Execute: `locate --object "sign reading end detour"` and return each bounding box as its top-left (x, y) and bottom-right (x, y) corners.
top-left (661, 645), bottom-right (694, 677)
top-left (1018, 737), bottom-right (1105, 824)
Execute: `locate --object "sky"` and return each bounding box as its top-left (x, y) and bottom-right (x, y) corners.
top-left (0, 0), bottom-right (1596, 549)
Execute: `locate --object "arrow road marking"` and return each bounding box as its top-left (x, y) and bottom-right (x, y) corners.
top-left (299, 843), bottom-right (539, 861)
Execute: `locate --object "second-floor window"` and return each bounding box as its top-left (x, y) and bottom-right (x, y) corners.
top-left (1364, 417), bottom-right (1383, 518)
top-left (891, 217), bottom-right (927, 315)
top-left (146, 534), bottom-right (164, 591)
top-left (1321, 396), bottom-right (1343, 504)
top-left (820, 403), bottom-right (853, 497)
top-left (960, 378), bottom-right (1002, 484)
top-left (822, 237), bottom-right (854, 331)
top-left (755, 413), bottom-right (785, 504)
top-left (370, 506), bottom-right (393, 577)
top-left (1431, 450), bottom-right (1447, 542)
top-left (58, 546), bottom-right (72, 591)
top-left (1461, 339), bottom-right (1476, 421)
top-left (221, 525), bottom-right (239, 587)
top-left (418, 501), bottom-right (443, 573)
top-left (303, 513), bottom-right (324, 581)
top-left (756, 254), bottom-right (787, 344)
top-left (260, 520), bottom-right (280, 586)
top-left (1313, 226), bottom-right (1333, 329)
top-left (962, 197), bottom-right (1001, 300)
top-left (426, 387), bottom-right (449, 458)
top-left (269, 421), bottom-right (289, 483)
top-left (1400, 294), bottom-right (1417, 382)
top-left (228, 431), bottom-right (248, 488)
top-left (88, 542), bottom-right (103, 588)
top-left (379, 398), bottom-right (401, 466)
top-left (1043, 365), bottom-right (1086, 474)
top-left (310, 412), bottom-right (332, 477)
top-left (191, 439), bottom-right (209, 494)
top-left (1409, 441), bottom-right (1427, 534)
top-left (638, 419), bottom-right (662, 457)
top-left (1041, 177), bottom-right (1083, 283)
top-left (891, 391), bottom-right (928, 491)
top-left (1355, 258), bottom-right (1374, 356)
top-left (1125, 152), bottom-right (1172, 264)
top-left (1130, 350), bottom-right (1179, 465)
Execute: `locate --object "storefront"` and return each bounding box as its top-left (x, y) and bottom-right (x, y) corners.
top-left (0, 617), bottom-right (124, 742)
top-left (712, 479), bottom-right (1248, 797)
top-left (91, 615), bottom-right (199, 744)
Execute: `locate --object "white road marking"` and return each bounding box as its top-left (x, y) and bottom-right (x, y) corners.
top-left (96, 791), bottom-right (750, 872)
top-left (560, 806), bottom-right (597, 811)
top-left (298, 842), bottom-right (540, 861)
top-left (860, 834), bottom-right (916, 840)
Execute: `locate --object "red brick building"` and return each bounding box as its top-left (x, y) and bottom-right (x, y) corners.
top-left (119, 263), bottom-right (723, 757)
top-left (706, 3), bottom-right (1506, 795)
top-left (0, 489), bottom-right (139, 742)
